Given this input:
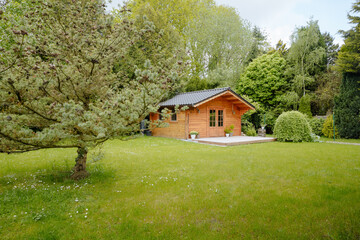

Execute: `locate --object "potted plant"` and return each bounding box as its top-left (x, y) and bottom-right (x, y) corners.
top-left (224, 128), bottom-right (231, 137)
top-left (229, 124), bottom-right (235, 136)
top-left (189, 131), bottom-right (199, 140)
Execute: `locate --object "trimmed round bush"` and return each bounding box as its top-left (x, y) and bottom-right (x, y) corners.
top-left (274, 111), bottom-right (312, 142)
top-left (309, 117), bottom-right (325, 136)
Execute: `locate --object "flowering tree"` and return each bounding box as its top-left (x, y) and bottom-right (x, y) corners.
top-left (0, 0), bottom-right (184, 179)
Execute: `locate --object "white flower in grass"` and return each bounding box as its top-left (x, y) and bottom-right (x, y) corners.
top-left (84, 215), bottom-right (87, 218)
top-left (14, 215), bottom-right (16, 218)
top-left (75, 198), bottom-right (79, 202)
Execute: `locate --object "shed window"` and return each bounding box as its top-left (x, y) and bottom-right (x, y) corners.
top-left (209, 110), bottom-right (216, 127)
top-left (218, 110), bottom-right (223, 127)
top-left (171, 109), bottom-right (177, 121)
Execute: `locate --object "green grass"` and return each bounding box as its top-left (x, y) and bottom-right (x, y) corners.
top-left (1, 137), bottom-right (360, 239)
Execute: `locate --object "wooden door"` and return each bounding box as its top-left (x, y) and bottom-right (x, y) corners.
top-left (208, 108), bottom-right (224, 137)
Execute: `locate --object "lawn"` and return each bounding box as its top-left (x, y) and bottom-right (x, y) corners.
top-left (1, 137), bottom-right (360, 239)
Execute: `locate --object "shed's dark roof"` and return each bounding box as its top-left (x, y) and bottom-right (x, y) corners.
top-left (159, 87), bottom-right (254, 109)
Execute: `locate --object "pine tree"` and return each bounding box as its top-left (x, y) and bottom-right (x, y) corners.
top-left (0, 0), bottom-right (184, 179)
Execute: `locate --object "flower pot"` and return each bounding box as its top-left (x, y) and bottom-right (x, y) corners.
top-left (190, 134), bottom-right (196, 140)
top-left (225, 133), bottom-right (230, 137)
top-left (230, 132), bottom-right (233, 137)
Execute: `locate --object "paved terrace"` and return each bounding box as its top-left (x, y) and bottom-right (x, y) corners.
top-left (193, 136), bottom-right (276, 146)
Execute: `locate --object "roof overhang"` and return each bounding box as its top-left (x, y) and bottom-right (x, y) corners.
top-left (193, 90), bottom-right (255, 110)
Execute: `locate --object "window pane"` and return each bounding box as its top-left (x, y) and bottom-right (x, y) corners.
top-left (209, 110), bottom-right (215, 127)
top-left (218, 110), bottom-right (223, 127)
top-left (171, 113), bottom-right (177, 121)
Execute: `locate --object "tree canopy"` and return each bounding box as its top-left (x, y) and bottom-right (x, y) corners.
top-left (287, 19), bottom-right (326, 96)
top-left (0, 0), bottom-right (184, 179)
top-left (238, 52), bottom-right (288, 109)
top-left (336, 0), bottom-right (360, 73)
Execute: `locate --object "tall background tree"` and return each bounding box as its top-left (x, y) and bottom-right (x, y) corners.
top-left (0, 0), bottom-right (185, 179)
top-left (287, 19), bottom-right (326, 97)
top-left (334, 0), bottom-right (360, 139)
top-left (185, 5), bottom-right (253, 90)
top-left (237, 52), bottom-right (288, 109)
top-left (126, 0), bottom-right (255, 91)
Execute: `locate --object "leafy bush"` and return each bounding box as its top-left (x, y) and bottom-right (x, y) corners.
top-left (274, 111), bottom-right (312, 142)
top-left (309, 118), bottom-right (325, 136)
top-left (310, 133), bottom-right (320, 142)
top-left (298, 95), bottom-right (312, 118)
top-left (322, 115), bottom-right (339, 138)
top-left (242, 121), bottom-right (257, 136)
top-left (245, 127), bottom-right (257, 136)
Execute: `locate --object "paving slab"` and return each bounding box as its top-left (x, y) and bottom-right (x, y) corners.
top-left (194, 136), bottom-right (276, 146)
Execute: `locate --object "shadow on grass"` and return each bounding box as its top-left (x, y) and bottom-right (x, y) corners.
top-left (0, 162), bottom-right (116, 187)
top-left (35, 163), bottom-right (116, 184)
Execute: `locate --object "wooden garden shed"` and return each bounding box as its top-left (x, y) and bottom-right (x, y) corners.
top-left (149, 87), bottom-right (255, 139)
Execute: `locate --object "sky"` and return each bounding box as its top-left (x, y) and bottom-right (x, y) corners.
top-left (106, 0), bottom-right (355, 47)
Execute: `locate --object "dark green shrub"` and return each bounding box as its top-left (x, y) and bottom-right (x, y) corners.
top-left (322, 115), bottom-right (339, 138)
top-left (334, 73), bottom-right (360, 139)
top-left (274, 111), bottom-right (312, 142)
top-left (263, 110), bottom-right (278, 134)
top-left (242, 121), bottom-right (257, 136)
top-left (298, 95), bottom-right (312, 118)
top-left (309, 118), bottom-right (325, 136)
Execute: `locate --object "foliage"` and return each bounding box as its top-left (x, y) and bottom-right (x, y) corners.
top-left (189, 130), bottom-right (198, 136)
top-left (322, 32), bottom-right (339, 67)
top-left (336, 1), bottom-right (360, 73)
top-left (310, 133), bottom-right (320, 142)
top-left (287, 19), bottom-right (326, 96)
top-left (1, 137), bottom-right (360, 239)
top-left (309, 117), bottom-right (325, 136)
top-left (298, 95), bottom-right (312, 118)
top-left (224, 125), bottom-right (234, 134)
top-left (322, 114), bottom-right (339, 138)
top-left (112, 4), bottom-right (186, 86)
top-left (126, 0), bottom-right (215, 36)
top-left (224, 127), bottom-right (232, 134)
top-left (314, 70), bottom-right (341, 114)
top-left (274, 111), bottom-right (312, 142)
top-left (245, 126), bottom-right (257, 136)
top-left (241, 120), bottom-right (256, 136)
top-left (0, 0), bottom-right (184, 178)
top-left (128, 0), bottom-right (255, 91)
top-left (238, 95), bottom-right (264, 130)
top-left (262, 110), bottom-right (280, 134)
top-left (245, 26), bottom-right (269, 64)
top-left (334, 73), bottom-right (360, 138)
top-left (276, 91), bottom-right (299, 112)
top-left (185, 4), bottom-right (253, 89)
top-left (238, 52), bottom-right (288, 108)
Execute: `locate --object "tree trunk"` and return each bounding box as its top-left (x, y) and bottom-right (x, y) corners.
top-left (70, 147), bottom-right (89, 180)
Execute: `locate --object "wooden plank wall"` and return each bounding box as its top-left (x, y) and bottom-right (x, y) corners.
top-left (150, 112), bottom-right (186, 139)
top-left (189, 96), bottom-right (248, 138)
